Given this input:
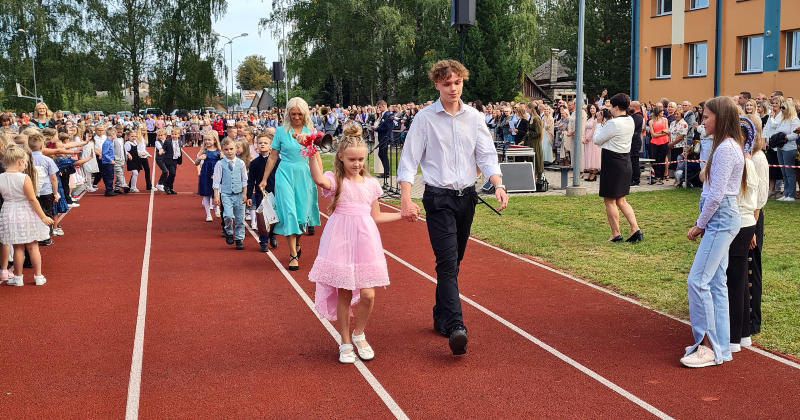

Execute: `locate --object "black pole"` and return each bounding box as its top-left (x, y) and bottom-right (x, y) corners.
top-left (459, 26), bottom-right (465, 63)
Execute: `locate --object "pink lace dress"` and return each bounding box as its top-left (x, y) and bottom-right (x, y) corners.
top-left (309, 171), bottom-right (390, 320)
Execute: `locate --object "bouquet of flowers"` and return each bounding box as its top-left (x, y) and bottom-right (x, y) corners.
top-left (298, 130), bottom-right (325, 157)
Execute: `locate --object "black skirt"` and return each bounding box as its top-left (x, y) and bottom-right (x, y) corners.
top-left (599, 148), bottom-right (632, 198)
top-left (127, 155), bottom-right (144, 171)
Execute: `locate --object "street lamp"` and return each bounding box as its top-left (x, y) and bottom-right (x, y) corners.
top-left (18, 28), bottom-right (38, 101)
top-left (212, 31), bottom-right (248, 112)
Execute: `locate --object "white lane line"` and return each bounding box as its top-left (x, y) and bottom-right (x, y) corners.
top-left (243, 226), bottom-right (409, 420)
top-left (125, 155), bottom-right (157, 420)
top-left (378, 202), bottom-right (800, 370)
top-left (56, 189), bottom-right (87, 223)
top-left (318, 211), bottom-right (670, 419)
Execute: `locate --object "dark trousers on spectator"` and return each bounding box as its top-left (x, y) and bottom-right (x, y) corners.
top-left (422, 186), bottom-right (477, 333)
top-left (727, 224), bottom-right (757, 344)
top-left (749, 210), bottom-right (764, 334)
top-left (669, 147), bottom-right (682, 172)
top-left (630, 138), bottom-right (642, 185)
top-left (99, 163), bottom-right (115, 193)
top-left (652, 143), bottom-right (670, 180)
top-left (147, 131), bottom-right (156, 147)
top-left (164, 160), bottom-right (177, 190)
top-left (378, 144), bottom-right (390, 175)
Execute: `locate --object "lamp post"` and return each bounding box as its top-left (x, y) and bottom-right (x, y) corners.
top-left (17, 28), bottom-right (38, 101)
top-left (212, 31), bottom-right (248, 112)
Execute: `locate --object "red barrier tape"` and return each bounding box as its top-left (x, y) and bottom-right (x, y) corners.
top-left (651, 160), bottom-right (800, 169)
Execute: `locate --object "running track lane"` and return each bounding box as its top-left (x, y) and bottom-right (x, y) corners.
top-left (268, 204), bottom-right (662, 418)
top-left (372, 201), bottom-right (800, 419)
top-left (136, 149), bottom-right (395, 418)
top-left (0, 190), bottom-right (151, 418)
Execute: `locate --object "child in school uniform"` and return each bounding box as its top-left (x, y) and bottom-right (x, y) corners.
top-left (235, 138), bottom-right (253, 221)
top-left (196, 131), bottom-right (221, 221)
top-left (160, 127), bottom-right (182, 194)
top-left (214, 138), bottom-right (248, 250)
top-left (94, 125), bottom-right (116, 196)
top-left (154, 128), bottom-right (168, 191)
top-left (124, 129), bottom-right (142, 192)
top-left (80, 129), bottom-right (99, 193)
top-left (28, 132), bottom-right (60, 245)
top-left (113, 127), bottom-right (130, 194)
top-left (136, 125), bottom-right (153, 191)
top-left (246, 131), bottom-right (280, 252)
top-left (307, 124), bottom-right (404, 363)
top-left (0, 145), bottom-right (55, 286)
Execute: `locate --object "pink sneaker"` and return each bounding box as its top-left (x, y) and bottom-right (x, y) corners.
top-left (680, 345), bottom-right (720, 368)
top-left (0, 270), bottom-right (8, 284)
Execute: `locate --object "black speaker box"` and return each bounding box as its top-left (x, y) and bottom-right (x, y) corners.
top-left (272, 61), bottom-right (283, 82)
top-left (450, 0), bottom-right (476, 27)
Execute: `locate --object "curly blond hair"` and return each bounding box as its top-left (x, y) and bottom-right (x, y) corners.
top-left (428, 59), bottom-right (469, 83)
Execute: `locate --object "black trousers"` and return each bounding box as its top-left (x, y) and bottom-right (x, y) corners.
top-left (99, 163), bottom-right (115, 193)
top-left (164, 160), bottom-right (177, 189)
top-left (727, 224), bottom-right (757, 343)
top-left (37, 193), bottom-right (54, 236)
top-left (378, 144), bottom-right (390, 175)
top-left (749, 210), bottom-right (765, 334)
top-left (422, 187), bottom-right (477, 333)
top-left (147, 131), bottom-right (156, 147)
top-left (156, 159), bottom-right (168, 186)
top-left (630, 138), bottom-right (642, 184)
top-left (139, 157), bottom-right (152, 190)
top-left (652, 143), bottom-right (669, 180)
top-left (58, 170), bottom-right (73, 204)
top-left (668, 147), bottom-right (682, 171)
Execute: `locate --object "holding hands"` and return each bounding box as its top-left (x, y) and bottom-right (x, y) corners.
top-left (401, 199), bottom-right (420, 222)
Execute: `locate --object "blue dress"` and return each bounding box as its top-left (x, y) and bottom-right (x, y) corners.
top-left (197, 149), bottom-right (221, 197)
top-left (271, 126), bottom-right (321, 235)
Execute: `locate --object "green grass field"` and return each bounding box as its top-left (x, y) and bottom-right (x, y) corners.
top-left (391, 189), bottom-right (800, 357)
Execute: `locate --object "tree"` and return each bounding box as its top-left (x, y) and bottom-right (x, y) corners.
top-left (236, 55), bottom-right (272, 90)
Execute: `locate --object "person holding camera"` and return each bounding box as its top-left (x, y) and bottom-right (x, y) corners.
top-left (593, 93), bottom-right (642, 243)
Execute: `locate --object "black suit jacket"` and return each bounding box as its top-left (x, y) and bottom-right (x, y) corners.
top-left (161, 138), bottom-right (183, 165)
top-left (375, 111), bottom-right (395, 144)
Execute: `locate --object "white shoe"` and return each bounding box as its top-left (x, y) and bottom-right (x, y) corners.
top-left (741, 337), bottom-right (752, 347)
top-left (0, 270), bottom-right (8, 284)
top-left (680, 344), bottom-right (720, 368)
top-left (131, 188), bottom-right (140, 193)
top-left (339, 344), bottom-right (356, 364)
top-left (9, 275), bottom-right (23, 286)
top-left (34, 274), bottom-right (46, 286)
top-left (784, 197), bottom-right (796, 202)
top-left (68, 203), bottom-right (80, 208)
top-left (206, 215), bottom-right (213, 222)
top-left (53, 228), bottom-right (64, 236)
top-left (245, 213), bottom-right (251, 221)
top-left (351, 332), bottom-right (375, 361)
top-left (215, 208), bottom-right (221, 218)
top-left (156, 184), bottom-right (165, 192)
top-left (777, 196), bottom-right (787, 201)
top-left (730, 343), bottom-right (741, 353)
top-left (251, 221), bottom-right (258, 230)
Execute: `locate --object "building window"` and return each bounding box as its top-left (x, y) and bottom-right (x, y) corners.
top-left (787, 31), bottom-right (800, 70)
top-left (689, 0), bottom-right (708, 9)
top-left (742, 36), bottom-right (763, 73)
top-left (688, 43), bottom-right (707, 76)
top-left (657, 0), bottom-right (672, 15)
top-left (656, 46), bottom-right (671, 78)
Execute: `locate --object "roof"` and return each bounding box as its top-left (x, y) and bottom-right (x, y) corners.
top-left (531, 56), bottom-right (571, 84)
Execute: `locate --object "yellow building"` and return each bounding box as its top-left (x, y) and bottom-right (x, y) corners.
top-left (632, 0), bottom-right (800, 105)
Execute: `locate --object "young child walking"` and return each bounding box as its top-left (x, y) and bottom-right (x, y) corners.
top-left (154, 129), bottom-right (168, 191)
top-left (246, 131), bottom-right (279, 252)
top-left (0, 145), bottom-right (55, 286)
top-left (307, 124), bottom-right (403, 363)
top-left (213, 138), bottom-right (248, 250)
top-left (80, 129), bottom-right (98, 193)
top-left (196, 131), bottom-right (221, 221)
top-left (112, 127), bottom-right (130, 194)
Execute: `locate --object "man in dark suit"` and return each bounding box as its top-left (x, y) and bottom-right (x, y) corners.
top-left (629, 101), bottom-right (644, 186)
top-left (373, 100), bottom-right (394, 178)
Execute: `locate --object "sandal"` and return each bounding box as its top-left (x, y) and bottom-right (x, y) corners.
top-left (656, 180), bottom-right (664, 185)
top-left (351, 332), bottom-right (375, 361)
top-left (288, 255), bottom-right (299, 271)
top-left (339, 343), bottom-right (356, 364)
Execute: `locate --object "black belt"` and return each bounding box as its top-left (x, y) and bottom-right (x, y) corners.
top-left (424, 185), bottom-right (475, 197)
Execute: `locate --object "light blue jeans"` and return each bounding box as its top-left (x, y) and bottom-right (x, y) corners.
top-left (685, 195), bottom-right (741, 363)
top-left (221, 192), bottom-right (245, 241)
top-left (776, 146), bottom-right (797, 198)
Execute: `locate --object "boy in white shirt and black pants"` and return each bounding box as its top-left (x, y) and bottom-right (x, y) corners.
top-left (398, 60), bottom-right (508, 356)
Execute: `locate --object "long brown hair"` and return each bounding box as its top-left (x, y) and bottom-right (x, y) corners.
top-left (329, 124), bottom-right (369, 213)
top-left (703, 96), bottom-right (745, 191)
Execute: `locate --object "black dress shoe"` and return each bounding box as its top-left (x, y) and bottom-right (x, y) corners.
top-left (609, 235), bottom-right (624, 242)
top-left (448, 326), bottom-right (468, 355)
top-left (288, 255), bottom-right (299, 271)
top-left (269, 235), bottom-right (278, 249)
top-left (625, 230), bottom-right (643, 242)
top-left (104, 191), bottom-right (117, 196)
top-left (167, 189), bottom-right (177, 195)
top-left (226, 234), bottom-right (234, 245)
top-left (260, 242), bottom-right (269, 253)
top-left (220, 230), bottom-right (227, 238)
top-left (307, 226), bottom-right (315, 236)
top-left (235, 240), bottom-right (244, 250)
top-left (433, 318), bottom-right (448, 337)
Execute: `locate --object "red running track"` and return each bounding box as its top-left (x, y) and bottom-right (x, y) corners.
top-left (1, 147), bottom-right (798, 419)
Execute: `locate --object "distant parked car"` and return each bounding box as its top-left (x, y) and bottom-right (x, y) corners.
top-left (117, 111), bottom-right (134, 118)
top-left (144, 108), bottom-right (164, 117)
top-left (170, 109), bottom-right (190, 118)
top-left (88, 111), bottom-right (105, 117)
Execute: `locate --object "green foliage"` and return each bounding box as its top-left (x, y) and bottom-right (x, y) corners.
top-left (535, 0), bottom-right (632, 100)
top-left (260, 0), bottom-right (538, 105)
top-left (236, 55), bottom-right (272, 91)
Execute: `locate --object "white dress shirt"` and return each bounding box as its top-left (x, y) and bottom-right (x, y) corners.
top-left (593, 115), bottom-right (634, 154)
top-left (397, 99), bottom-right (501, 190)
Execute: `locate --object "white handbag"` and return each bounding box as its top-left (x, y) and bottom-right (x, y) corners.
top-left (258, 191), bottom-right (280, 225)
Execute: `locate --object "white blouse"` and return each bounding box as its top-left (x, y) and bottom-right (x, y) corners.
top-left (593, 115), bottom-right (634, 154)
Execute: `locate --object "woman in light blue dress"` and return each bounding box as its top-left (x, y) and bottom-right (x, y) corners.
top-left (541, 106), bottom-right (555, 164)
top-left (259, 97), bottom-right (321, 271)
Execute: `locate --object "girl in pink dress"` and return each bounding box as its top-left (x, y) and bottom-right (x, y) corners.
top-left (583, 104), bottom-right (602, 181)
top-left (308, 124), bottom-right (403, 364)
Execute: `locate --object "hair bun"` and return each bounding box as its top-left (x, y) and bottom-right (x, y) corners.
top-left (343, 123), bottom-right (362, 137)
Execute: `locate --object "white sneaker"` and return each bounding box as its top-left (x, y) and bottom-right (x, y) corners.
top-left (34, 275), bottom-right (46, 286)
top-left (339, 344), bottom-right (356, 364)
top-left (251, 220), bottom-right (258, 230)
top-left (215, 208), bottom-right (221, 218)
top-left (784, 197), bottom-right (796, 202)
top-left (131, 188), bottom-right (140, 193)
top-left (68, 203), bottom-right (80, 208)
top-left (206, 215), bottom-right (213, 222)
top-left (680, 345), bottom-right (719, 368)
top-left (9, 275), bottom-right (23, 286)
top-left (741, 337), bottom-right (752, 347)
top-left (156, 184), bottom-right (165, 192)
top-left (730, 343), bottom-right (741, 353)
top-left (777, 196), bottom-right (787, 201)
top-left (53, 228), bottom-right (64, 236)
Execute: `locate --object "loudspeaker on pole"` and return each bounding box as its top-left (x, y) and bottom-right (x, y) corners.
top-left (272, 61), bottom-right (283, 82)
top-left (450, 0), bottom-right (476, 27)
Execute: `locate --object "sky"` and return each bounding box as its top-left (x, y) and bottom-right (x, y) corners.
top-left (212, 0), bottom-right (282, 95)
